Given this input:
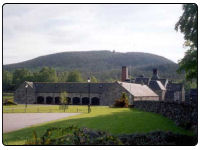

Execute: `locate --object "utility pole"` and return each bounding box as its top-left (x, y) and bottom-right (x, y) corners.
top-left (25, 83), bottom-right (28, 108)
top-left (129, 66), bottom-right (132, 104)
top-left (88, 76), bottom-right (91, 113)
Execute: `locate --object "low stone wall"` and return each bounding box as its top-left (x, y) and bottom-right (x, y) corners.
top-left (133, 101), bottom-right (198, 131)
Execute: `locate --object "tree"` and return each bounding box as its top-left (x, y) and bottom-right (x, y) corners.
top-left (91, 75), bottom-right (98, 83)
top-left (36, 67), bottom-right (58, 82)
top-left (177, 49), bottom-right (197, 81)
top-left (175, 4), bottom-right (197, 81)
top-left (181, 79), bottom-right (197, 92)
top-left (13, 68), bottom-right (32, 88)
top-left (3, 70), bottom-right (13, 91)
top-left (60, 91), bottom-right (69, 112)
top-left (67, 70), bottom-right (83, 82)
top-left (57, 71), bottom-right (68, 82)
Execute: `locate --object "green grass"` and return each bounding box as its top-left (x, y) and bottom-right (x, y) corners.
top-left (3, 93), bottom-right (14, 96)
top-left (3, 95), bottom-right (13, 99)
top-left (3, 106), bottom-right (193, 145)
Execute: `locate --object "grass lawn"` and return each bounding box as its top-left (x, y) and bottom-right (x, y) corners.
top-left (3, 106), bottom-right (193, 145)
top-left (3, 95), bottom-right (13, 100)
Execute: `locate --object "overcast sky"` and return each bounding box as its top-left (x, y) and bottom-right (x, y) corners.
top-left (3, 4), bottom-right (186, 65)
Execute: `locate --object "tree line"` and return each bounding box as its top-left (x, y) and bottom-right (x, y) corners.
top-left (3, 67), bottom-right (98, 92)
top-left (175, 4), bottom-right (197, 83)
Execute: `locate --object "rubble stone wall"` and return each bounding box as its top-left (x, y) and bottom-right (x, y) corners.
top-left (133, 101), bottom-right (198, 131)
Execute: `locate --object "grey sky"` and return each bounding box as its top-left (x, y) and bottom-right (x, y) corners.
top-left (3, 4), bottom-right (186, 64)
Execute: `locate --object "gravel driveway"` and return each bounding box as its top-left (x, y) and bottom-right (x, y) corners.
top-left (3, 113), bottom-right (80, 133)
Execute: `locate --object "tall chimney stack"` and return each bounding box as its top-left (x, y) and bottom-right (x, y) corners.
top-left (151, 68), bottom-right (159, 80)
top-left (121, 66), bottom-right (128, 82)
top-left (153, 68), bottom-right (157, 76)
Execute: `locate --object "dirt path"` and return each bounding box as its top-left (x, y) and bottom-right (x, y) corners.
top-left (3, 113), bottom-right (80, 133)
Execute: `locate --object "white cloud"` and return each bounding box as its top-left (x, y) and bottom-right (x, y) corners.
top-left (3, 4), bottom-right (186, 64)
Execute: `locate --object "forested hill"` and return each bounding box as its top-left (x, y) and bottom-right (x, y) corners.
top-left (4, 50), bottom-right (175, 71)
top-left (4, 50), bottom-right (182, 81)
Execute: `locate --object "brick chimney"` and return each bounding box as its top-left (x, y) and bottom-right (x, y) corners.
top-left (121, 66), bottom-right (128, 82)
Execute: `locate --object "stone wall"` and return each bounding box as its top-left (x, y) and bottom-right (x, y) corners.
top-left (133, 101), bottom-right (198, 131)
top-left (14, 82), bottom-right (36, 104)
top-left (101, 82), bottom-right (130, 106)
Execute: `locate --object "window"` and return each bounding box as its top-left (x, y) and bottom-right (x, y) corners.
top-left (174, 92), bottom-right (180, 101)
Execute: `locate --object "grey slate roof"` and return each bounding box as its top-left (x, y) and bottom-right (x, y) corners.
top-left (149, 80), bottom-right (166, 91)
top-left (33, 82), bottom-right (115, 93)
top-left (135, 77), bottom-right (150, 85)
top-left (157, 79), bottom-right (168, 87)
top-left (151, 74), bottom-right (159, 80)
top-left (24, 81), bottom-right (158, 98)
top-left (134, 77), bottom-right (167, 91)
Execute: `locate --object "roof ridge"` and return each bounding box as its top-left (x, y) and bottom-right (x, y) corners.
top-left (33, 82), bottom-right (115, 84)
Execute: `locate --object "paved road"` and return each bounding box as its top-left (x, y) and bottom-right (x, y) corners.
top-left (3, 113), bottom-right (80, 133)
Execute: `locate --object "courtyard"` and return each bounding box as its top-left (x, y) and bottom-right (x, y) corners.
top-left (3, 113), bottom-right (80, 133)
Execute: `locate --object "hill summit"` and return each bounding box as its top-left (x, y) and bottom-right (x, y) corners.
top-left (4, 50), bottom-right (175, 70)
top-left (4, 50), bottom-right (181, 81)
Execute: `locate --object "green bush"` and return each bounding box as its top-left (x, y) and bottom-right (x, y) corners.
top-left (114, 92), bottom-right (129, 108)
top-left (3, 99), bottom-right (17, 105)
top-left (24, 127), bottom-right (197, 145)
top-left (25, 126), bottom-right (122, 145)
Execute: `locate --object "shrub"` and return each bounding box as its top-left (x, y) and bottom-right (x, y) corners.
top-left (25, 126), bottom-right (122, 145)
top-left (3, 99), bottom-right (17, 105)
top-left (25, 127), bottom-right (197, 145)
top-left (114, 92), bottom-right (129, 108)
top-left (60, 91), bottom-right (69, 112)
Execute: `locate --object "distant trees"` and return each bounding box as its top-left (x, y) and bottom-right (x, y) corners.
top-left (3, 67), bottom-right (99, 92)
top-left (91, 75), bottom-right (98, 83)
top-left (67, 71), bottom-right (83, 82)
top-left (13, 68), bottom-right (32, 89)
top-left (3, 64), bottom-right (184, 92)
top-left (35, 67), bottom-right (58, 82)
top-left (175, 4), bottom-right (197, 82)
top-left (3, 70), bottom-right (13, 91)
top-left (57, 71), bottom-right (68, 82)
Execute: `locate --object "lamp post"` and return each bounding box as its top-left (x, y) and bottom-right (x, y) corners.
top-left (25, 84), bottom-right (28, 108)
top-left (88, 77), bottom-right (91, 113)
